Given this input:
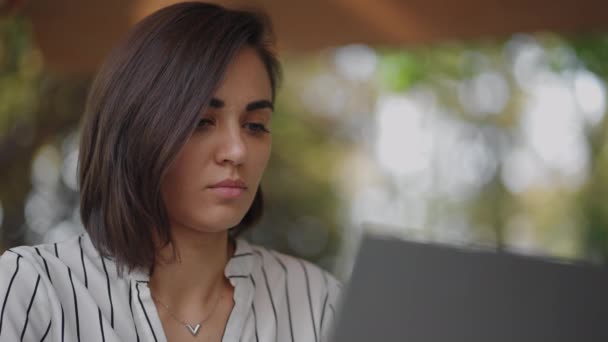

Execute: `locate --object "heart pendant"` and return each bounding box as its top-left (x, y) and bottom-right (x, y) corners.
top-left (186, 323), bottom-right (201, 336)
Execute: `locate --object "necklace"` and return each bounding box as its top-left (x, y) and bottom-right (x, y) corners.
top-left (150, 239), bottom-right (235, 336)
top-left (151, 291), bottom-right (224, 336)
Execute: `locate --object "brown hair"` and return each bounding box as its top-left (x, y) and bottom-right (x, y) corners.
top-left (78, 2), bottom-right (281, 273)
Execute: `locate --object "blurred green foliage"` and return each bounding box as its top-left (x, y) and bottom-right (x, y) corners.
top-left (372, 34), bottom-right (608, 261)
top-left (2, 13), bottom-right (608, 268)
top-left (0, 15), bottom-right (343, 269)
top-left (0, 15), bottom-right (89, 249)
top-left (571, 39), bottom-right (608, 259)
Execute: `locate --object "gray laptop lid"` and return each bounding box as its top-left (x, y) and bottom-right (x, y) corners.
top-left (331, 234), bottom-right (608, 342)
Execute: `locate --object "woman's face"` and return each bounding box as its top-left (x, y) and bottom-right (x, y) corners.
top-left (161, 47), bottom-right (273, 234)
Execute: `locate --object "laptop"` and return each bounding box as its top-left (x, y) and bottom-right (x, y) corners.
top-left (331, 234), bottom-right (608, 342)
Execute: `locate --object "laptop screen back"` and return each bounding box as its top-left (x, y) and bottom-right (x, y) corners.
top-left (331, 235), bottom-right (608, 342)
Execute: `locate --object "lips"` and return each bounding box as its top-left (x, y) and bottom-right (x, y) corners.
top-left (208, 179), bottom-right (247, 189)
top-left (208, 179), bottom-right (247, 199)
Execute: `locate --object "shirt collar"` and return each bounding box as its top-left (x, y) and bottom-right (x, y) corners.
top-left (125, 238), bottom-right (256, 282)
top-left (224, 238), bottom-right (255, 278)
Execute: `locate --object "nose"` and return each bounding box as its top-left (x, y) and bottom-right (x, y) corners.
top-left (215, 124), bottom-right (246, 166)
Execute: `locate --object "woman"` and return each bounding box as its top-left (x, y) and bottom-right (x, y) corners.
top-left (0, 2), bottom-right (341, 341)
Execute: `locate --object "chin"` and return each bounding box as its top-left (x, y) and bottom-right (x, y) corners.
top-left (190, 212), bottom-right (246, 233)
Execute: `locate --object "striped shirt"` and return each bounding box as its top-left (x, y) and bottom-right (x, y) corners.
top-left (0, 233), bottom-right (341, 341)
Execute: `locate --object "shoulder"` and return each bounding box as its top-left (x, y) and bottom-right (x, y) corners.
top-left (6, 233), bottom-right (81, 259)
top-left (0, 245), bottom-right (56, 340)
top-left (0, 246), bottom-right (51, 296)
top-left (0, 233), bottom-right (117, 296)
top-left (243, 241), bottom-right (342, 305)
top-left (241, 241), bottom-right (343, 339)
top-left (0, 234), bottom-right (83, 300)
top-left (2, 234), bottom-right (82, 278)
top-left (252, 244), bottom-right (341, 289)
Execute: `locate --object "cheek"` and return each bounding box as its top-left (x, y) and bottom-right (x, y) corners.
top-left (170, 140), bottom-right (209, 178)
top-left (161, 166), bottom-right (187, 209)
top-left (252, 140), bottom-right (272, 173)
top-left (161, 144), bottom-right (205, 201)
top-left (161, 162), bottom-right (204, 226)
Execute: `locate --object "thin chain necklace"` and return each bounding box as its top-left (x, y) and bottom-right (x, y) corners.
top-left (151, 290), bottom-right (224, 336)
top-left (150, 238), bottom-right (235, 336)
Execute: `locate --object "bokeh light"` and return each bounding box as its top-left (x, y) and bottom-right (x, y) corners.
top-left (333, 44), bottom-right (378, 82)
top-left (3, 11), bottom-right (608, 279)
top-left (375, 94), bottom-right (433, 176)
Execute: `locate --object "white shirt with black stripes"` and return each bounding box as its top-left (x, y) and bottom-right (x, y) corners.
top-left (0, 233), bottom-right (342, 342)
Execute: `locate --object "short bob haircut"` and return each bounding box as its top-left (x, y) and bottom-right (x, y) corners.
top-left (78, 2), bottom-right (281, 273)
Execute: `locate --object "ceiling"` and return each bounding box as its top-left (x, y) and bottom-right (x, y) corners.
top-left (15, 0), bottom-right (608, 73)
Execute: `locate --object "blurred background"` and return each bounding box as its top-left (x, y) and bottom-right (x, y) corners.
top-left (2, 0), bottom-right (608, 280)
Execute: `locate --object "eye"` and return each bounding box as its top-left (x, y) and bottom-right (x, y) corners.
top-left (244, 122), bottom-right (270, 134)
top-left (197, 118), bottom-right (214, 128)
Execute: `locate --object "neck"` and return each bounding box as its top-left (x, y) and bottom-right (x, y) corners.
top-left (149, 227), bottom-right (234, 309)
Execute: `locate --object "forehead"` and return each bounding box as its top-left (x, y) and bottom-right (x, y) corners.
top-left (212, 47), bottom-right (273, 103)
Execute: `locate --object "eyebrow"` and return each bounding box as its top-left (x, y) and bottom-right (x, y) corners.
top-left (209, 98), bottom-right (274, 111)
